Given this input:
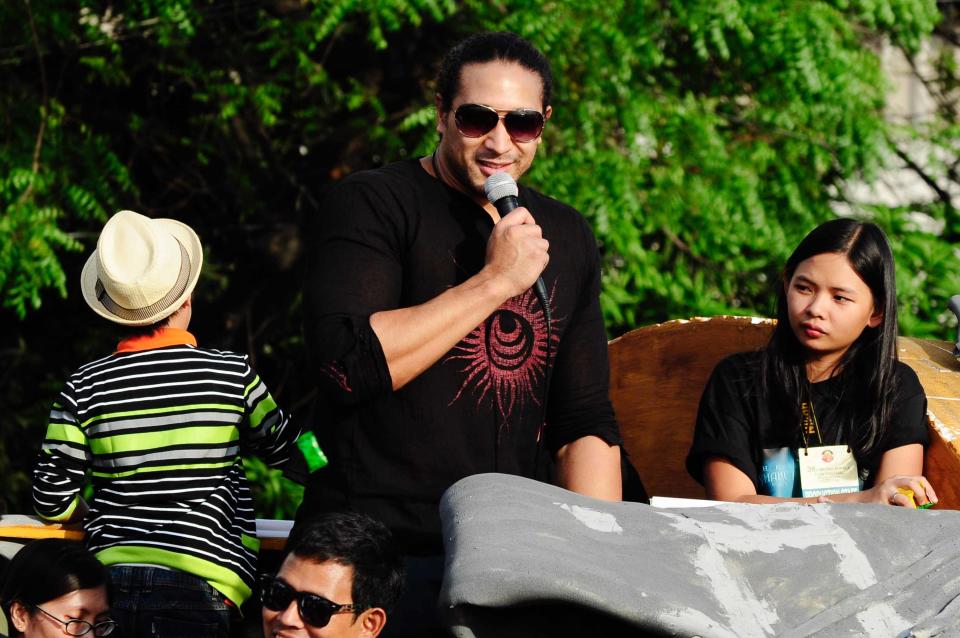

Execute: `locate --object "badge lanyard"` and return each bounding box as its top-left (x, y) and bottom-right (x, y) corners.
top-left (797, 389), bottom-right (860, 497)
top-left (798, 395), bottom-right (823, 452)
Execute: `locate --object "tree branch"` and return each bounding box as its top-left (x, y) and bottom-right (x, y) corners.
top-left (890, 139), bottom-right (955, 213)
top-left (662, 226), bottom-right (708, 265)
top-left (17, 0), bottom-right (48, 204)
top-left (901, 49), bottom-right (956, 120)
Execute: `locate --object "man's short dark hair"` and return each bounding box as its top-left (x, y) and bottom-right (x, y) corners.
top-left (286, 512), bottom-right (405, 614)
top-left (436, 31), bottom-right (552, 113)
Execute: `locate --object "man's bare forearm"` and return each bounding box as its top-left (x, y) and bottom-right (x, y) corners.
top-left (370, 270), bottom-right (510, 390)
top-left (370, 206), bottom-right (548, 390)
top-left (555, 436), bottom-right (622, 501)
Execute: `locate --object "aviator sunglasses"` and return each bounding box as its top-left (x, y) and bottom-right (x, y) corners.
top-left (454, 103), bottom-right (546, 142)
top-left (260, 575), bottom-right (358, 628)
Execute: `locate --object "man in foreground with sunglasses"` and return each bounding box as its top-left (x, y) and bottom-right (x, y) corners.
top-left (262, 512), bottom-right (404, 638)
top-left (300, 31), bottom-right (625, 636)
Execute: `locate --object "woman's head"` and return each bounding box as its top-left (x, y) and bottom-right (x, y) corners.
top-left (776, 218), bottom-right (898, 367)
top-left (765, 218), bottom-right (900, 459)
top-left (0, 540), bottom-right (112, 637)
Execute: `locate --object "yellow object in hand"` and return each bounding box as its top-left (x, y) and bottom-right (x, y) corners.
top-left (897, 487), bottom-right (918, 508)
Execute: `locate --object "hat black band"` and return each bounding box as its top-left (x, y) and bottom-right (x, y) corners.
top-left (95, 240), bottom-right (191, 323)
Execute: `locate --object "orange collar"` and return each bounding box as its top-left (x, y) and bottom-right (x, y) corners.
top-left (116, 328), bottom-right (198, 353)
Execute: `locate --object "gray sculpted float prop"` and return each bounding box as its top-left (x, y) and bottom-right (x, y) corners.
top-left (438, 473), bottom-right (960, 638)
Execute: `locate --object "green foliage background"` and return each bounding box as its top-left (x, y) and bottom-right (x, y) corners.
top-left (1, 0), bottom-right (957, 518)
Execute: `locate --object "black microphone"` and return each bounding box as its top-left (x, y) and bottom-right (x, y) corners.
top-left (483, 173), bottom-right (548, 313)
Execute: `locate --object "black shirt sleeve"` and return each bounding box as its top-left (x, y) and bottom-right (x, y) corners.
top-left (543, 213), bottom-right (621, 453)
top-left (882, 361), bottom-right (930, 451)
top-left (302, 178), bottom-right (402, 405)
top-left (686, 354), bottom-right (762, 487)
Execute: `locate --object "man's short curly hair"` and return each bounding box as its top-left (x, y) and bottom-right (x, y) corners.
top-left (436, 31), bottom-right (552, 113)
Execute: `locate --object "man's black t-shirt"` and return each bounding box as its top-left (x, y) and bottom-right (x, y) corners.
top-left (300, 159), bottom-right (621, 552)
top-left (686, 351), bottom-right (929, 496)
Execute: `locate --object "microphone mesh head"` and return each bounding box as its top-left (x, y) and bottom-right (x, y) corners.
top-left (484, 173), bottom-right (518, 203)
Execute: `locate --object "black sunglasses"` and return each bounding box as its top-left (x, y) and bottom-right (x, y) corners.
top-left (454, 103), bottom-right (545, 142)
top-left (260, 575), bottom-right (358, 628)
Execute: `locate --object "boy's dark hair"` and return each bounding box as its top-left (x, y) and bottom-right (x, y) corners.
top-left (436, 31), bottom-right (552, 113)
top-left (115, 315), bottom-right (172, 339)
top-left (764, 218), bottom-right (899, 462)
top-left (0, 539), bottom-right (109, 637)
top-left (285, 512), bottom-right (405, 614)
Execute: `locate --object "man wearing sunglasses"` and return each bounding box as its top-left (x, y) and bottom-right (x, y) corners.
top-left (300, 31), bottom-right (625, 636)
top-left (262, 512), bottom-right (404, 638)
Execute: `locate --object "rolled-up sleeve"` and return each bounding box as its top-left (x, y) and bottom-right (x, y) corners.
top-left (303, 179), bottom-right (404, 404)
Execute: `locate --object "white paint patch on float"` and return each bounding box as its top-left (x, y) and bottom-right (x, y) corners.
top-left (689, 542), bottom-right (779, 637)
top-left (665, 505), bottom-right (877, 589)
top-left (554, 503), bottom-right (623, 534)
top-left (855, 602), bottom-right (912, 636)
top-left (658, 504), bottom-right (881, 636)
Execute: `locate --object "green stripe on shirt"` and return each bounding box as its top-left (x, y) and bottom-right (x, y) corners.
top-left (88, 425), bottom-right (239, 454)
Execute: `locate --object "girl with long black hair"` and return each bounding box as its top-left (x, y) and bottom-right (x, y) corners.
top-left (687, 218), bottom-right (937, 506)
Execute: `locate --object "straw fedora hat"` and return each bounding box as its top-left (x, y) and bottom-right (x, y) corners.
top-left (81, 210), bottom-right (203, 326)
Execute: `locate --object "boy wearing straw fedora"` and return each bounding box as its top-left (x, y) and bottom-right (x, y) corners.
top-left (31, 210), bottom-right (302, 637)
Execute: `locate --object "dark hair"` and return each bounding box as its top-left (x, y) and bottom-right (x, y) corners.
top-left (0, 540), bottom-right (109, 637)
top-left (436, 31), bottom-right (552, 113)
top-left (763, 218), bottom-right (899, 461)
top-left (115, 315), bottom-right (172, 339)
top-left (284, 512), bottom-right (404, 614)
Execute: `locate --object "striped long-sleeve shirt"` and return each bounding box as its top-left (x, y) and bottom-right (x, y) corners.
top-left (32, 328), bottom-right (300, 605)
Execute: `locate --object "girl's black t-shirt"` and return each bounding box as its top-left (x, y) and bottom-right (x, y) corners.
top-left (686, 351), bottom-right (929, 495)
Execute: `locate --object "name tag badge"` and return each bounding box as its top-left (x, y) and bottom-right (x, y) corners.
top-left (760, 447), bottom-right (800, 498)
top-left (798, 445), bottom-right (859, 497)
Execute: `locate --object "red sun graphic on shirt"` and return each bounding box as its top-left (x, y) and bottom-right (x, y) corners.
top-left (446, 285), bottom-right (559, 421)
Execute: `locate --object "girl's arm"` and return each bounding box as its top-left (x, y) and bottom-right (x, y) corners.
top-left (856, 443), bottom-right (934, 507)
top-left (874, 443), bottom-right (924, 480)
top-left (704, 457), bottom-right (820, 504)
top-left (703, 450), bottom-right (937, 507)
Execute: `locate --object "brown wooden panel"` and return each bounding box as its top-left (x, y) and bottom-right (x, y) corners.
top-left (899, 336), bottom-right (960, 509)
top-left (923, 427), bottom-right (960, 510)
top-left (898, 338), bottom-right (960, 431)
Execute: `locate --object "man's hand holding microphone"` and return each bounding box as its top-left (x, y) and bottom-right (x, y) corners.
top-left (482, 173), bottom-right (550, 306)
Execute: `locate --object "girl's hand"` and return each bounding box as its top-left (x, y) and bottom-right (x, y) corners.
top-left (859, 475), bottom-right (937, 508)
